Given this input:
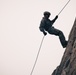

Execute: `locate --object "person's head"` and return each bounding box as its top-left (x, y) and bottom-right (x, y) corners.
top-left (43, 11), bottom-right (51, 19)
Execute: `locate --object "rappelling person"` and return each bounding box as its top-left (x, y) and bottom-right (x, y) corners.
top-left (39, 11), bottom-right (68, 48)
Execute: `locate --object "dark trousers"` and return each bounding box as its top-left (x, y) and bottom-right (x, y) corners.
top-left (47, 27), bottom-right (67, 47)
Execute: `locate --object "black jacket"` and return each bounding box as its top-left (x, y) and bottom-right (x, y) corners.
top-left (39, 16), bottom-right (58, 33)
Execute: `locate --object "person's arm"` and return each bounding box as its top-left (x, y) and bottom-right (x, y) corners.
top-left (39, 20), bottom-right (47, 35)
top-left (52, 15), bottom-right (58, 23)
top-left (39, 27), bottom-right (47, 35)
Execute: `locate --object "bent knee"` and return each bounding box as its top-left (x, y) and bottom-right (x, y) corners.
top-left (58, 31), bottom-right (63, 35)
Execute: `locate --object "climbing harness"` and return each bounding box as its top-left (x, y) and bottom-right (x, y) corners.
top-left (30, 0), bottom-right (71, 75)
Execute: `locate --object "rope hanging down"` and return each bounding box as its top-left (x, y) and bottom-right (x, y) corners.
top-left (30, 36), bottom-right (45, 75)
top-left (30, 0), bottom-right (71, 75)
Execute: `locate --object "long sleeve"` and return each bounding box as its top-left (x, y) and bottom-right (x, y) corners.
top-left (39, 19), bottom-right (45, 32)
top-left (51, 15), bottom-right (58, 24)
top-left (39, 19), bottom-right (47, 35)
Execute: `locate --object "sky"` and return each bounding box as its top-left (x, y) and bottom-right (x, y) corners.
top-left (0, 0), bottom-right (76, 75)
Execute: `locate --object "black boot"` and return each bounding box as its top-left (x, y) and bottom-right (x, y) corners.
top-left (63, 41), bottom-right (68, 48)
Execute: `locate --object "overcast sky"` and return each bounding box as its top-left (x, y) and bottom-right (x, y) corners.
top-left (0, 0), bottom-right (76, 75)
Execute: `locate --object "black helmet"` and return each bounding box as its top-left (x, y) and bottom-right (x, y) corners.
top-left (44, 11), bottom-right (51, 16)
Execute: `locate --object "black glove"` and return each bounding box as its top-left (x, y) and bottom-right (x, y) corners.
top-left (56, 15), bottom-right (58, 19)
top-left (43, 32), bottom-right (47, 36)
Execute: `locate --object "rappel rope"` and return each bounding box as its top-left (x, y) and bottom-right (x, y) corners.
top-left (58, 0), bottom-right (71, 15)
top-left (30, 0), bottom-right (71, 75)
top-left (30, 36), bottom-right (45, 75)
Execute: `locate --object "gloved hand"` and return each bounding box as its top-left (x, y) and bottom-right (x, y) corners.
top-left (43, 32), bottom-right (47, 36)
top-left (56, 15), bottom-right (58, 19)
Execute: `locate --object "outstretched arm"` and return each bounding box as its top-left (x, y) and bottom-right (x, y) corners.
top-left (52, 15), bottom-right (58, 23)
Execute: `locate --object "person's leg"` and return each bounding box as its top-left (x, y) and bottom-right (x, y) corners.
top-left (48, 27), bottom-right (67, 48)
top-left (58, 31), bottom-right (68, 48)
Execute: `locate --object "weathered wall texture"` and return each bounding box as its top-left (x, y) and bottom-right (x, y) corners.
top-left (52, 18), bottom-right (76, 75)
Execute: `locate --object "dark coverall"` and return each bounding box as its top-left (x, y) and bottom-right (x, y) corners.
top-left (39, 16), bottom-right (67, 48)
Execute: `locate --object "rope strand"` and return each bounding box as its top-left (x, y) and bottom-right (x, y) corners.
top-left (30, 36), bottom-right (45, 75)
top-left (58, 0), bottom-right (71, 15)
